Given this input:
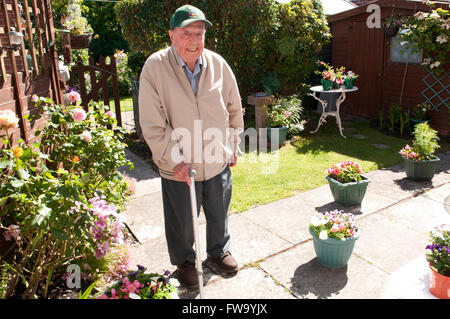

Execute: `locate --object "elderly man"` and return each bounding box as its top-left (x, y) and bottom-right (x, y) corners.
top-left (139, 5), bottom-right (244, 289)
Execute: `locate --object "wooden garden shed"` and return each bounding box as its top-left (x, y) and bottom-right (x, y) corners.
top-left (0, 0), bottom-right (63, 147)
top-left (328, 0), bottom-right (449, 136)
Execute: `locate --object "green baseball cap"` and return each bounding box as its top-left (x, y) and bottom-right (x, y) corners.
top-left (169, 5), bottom-right (212, 30)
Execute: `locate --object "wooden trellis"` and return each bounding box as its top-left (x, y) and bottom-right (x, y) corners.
top-left (0, 0), bottom-right (63, 147)
top-left (421, 67), bottom-right (450, 111)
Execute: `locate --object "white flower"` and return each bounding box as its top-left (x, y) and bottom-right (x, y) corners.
top-left (128, 293), bottom-right (141, 299)
top-left (414, 12), bottom-right (428, 20)
top-left (310, 216), bottom-right (321, 227)
top-left (319, 230), bottom-right (328, 240)
top-left (430, 61), bottom-right (441, 69)
top-left (436, 35), bottom-right (447, 44)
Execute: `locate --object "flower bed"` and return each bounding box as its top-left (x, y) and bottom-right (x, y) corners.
top-left (0, 92), bottom-right (134, 298)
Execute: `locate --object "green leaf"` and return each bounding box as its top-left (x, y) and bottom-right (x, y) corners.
top-left (0, 160), bottom-right (13, 169)
top-left (32, 204), bottom-right (52, 226)
top-left (11, 179), bottom-right (24, 188)
top-left (51, 228), bottom-right (68, 241)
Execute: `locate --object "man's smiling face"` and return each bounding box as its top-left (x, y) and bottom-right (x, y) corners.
top-left (169, 21), bottom-right (205, 71)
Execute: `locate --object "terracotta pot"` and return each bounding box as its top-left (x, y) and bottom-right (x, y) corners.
top-left (69, 33), bottom-right (92, 49)
top-left (429, 265), bottom-right (450, 299)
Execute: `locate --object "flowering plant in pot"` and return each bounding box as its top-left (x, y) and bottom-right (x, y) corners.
top-left (266, 95), bottom-right (304, 145)
top-left (382, 13), bottom-right (403, 36)
top-left (410, 103), bottom-right (432, 130)
top-left (343, 70), bottom-right (358, 89)
top-left (425, 224), bottom-right (449, 299)
top-left (325, 161), bottom-right (371, 206)
top-left (62, 0), bottom-right (93, 49)
top-left (399, 122), bottom-right (440, 181)
top-left (96, 265), bottom-right (178, 299)
top-left (309, 210), bottom-right (359, 268)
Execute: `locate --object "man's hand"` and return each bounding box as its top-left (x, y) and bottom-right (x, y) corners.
top-left (228, 154), bottom-right (238, 167)
top-left (173, 162), bottom-right (192, 185)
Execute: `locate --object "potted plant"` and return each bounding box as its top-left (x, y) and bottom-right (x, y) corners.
top-left (309, 210), bottom-right (359, 268)
top-left (382, 13), bottom-right (403, 37)
top-left (425, 224), bottom-right (449, 299)
top-left (399, 122), bottom-right (440, 181)
top-left (325, 161), bottom-right (371, 206)
top-left (266, 95), bottom-right (304, 146)
top-left (62, 0), bottom-right (93, 49)
top-left (343, 71), bottom-right (358, 89)
top-left (96, 265), bottom-right (179, 299)
top-left (410, 103), bottom-right (432, 129)
top-left (318, 61), bottom-right (336, 91)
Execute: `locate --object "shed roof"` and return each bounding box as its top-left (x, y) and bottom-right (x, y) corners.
top-left (327, 0), bottom-right (445, 23)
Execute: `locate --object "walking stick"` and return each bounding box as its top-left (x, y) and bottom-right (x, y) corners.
top-left (188, 169), bottom-right (205, 298)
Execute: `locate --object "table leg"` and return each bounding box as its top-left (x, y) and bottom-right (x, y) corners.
top-left (308, 92), bottom-right (329, 134)
top-left (335, 92), bottom-right (346, 138)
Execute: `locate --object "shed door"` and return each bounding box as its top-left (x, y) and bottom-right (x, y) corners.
top-left (348, 21), bottom-right (384, 118)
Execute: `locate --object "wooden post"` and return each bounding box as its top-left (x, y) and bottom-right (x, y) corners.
top-left (110, 55), bottom-right (122, 127)
top-left (247, 94), bottom-right (274, 135)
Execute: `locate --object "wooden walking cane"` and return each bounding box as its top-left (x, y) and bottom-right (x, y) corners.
top-left (188, 169), bottom-right (205, 298)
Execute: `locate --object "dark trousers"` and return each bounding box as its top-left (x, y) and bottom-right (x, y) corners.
top-left (161, 166), bottom-right (232, 266)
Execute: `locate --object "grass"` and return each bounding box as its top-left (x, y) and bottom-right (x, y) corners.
top-left (229, 118), bottom-right (413, 214)
top-left (101, 96), bottom-right (134, 113)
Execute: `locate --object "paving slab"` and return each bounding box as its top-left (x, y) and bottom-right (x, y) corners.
top-left (379, 256), bottom-right (437, 299)
top-left (182, 267), bottom-right (295, 299)
top-left (240, 194), bottom-right (318, 245)
top-left (119, 149), bottom-right (161, 198)
top-left (212, 213), bottom-right (292, 266)
top-left (380, 192), bottom-right (450, 235)
top-left (353, 213), bottom-right (427, 274)
top-left (259, 240), bottom-right (390, 299)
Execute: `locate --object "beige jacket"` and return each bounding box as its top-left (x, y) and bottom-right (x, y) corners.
top-left (139, 46), bottom-right (244, 181)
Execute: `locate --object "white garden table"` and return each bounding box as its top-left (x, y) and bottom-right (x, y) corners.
top-left (308, 85), bottom-right (358, 138)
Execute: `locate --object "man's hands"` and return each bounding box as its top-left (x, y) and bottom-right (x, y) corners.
top-left (173, 162), bottom-right (192, 186)
top-left (174, 154), bottom-right (237, 185)
top-left (228, 153), bottom-right (238, 167)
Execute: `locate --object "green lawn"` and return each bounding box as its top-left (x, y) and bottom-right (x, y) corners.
top-left (102, 96), bottom-right (134, 113)
top-left (229, 119), bottom-right (411, 214)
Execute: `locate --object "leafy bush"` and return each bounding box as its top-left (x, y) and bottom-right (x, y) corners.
top-left (0, 97), bottom-right (133, 298)
top-left (115, 0), bottom-right (330, 98)
top-left (399, 122), bottom-right (439, 161)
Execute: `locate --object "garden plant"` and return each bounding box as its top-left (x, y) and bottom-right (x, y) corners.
top-left (0, 93), bottom-right (133, 298)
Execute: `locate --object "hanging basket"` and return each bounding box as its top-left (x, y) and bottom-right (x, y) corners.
top-left (383, 25), bottom-right (399, 37)
top-left (69, 33), bottom-right (92, 49)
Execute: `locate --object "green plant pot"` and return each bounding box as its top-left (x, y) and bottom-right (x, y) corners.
top-left (321, 79), bottom-right (332, 91)
top-left (325, 175), bottom-right (371, 206)
top-left (309, 227), bottom-right (360, 268)
top-left (267, 126), bottom-right (288, 146)
top-left (403, 156), bottom-right (440, 181)
top-left (344, 78), bottom-right (354, 89)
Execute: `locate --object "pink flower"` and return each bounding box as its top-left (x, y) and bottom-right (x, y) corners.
top-left (81, 130), bottom-right (92, 142)
top-left (3, 225), bottom-right (20, 241)
top-left (31, 94), bottom-right (39, 102)
top-left (105, 111), bottom-right (113, 117)
top-left (67, 90), bottom-right (81, 103)
top-left (72, 108), bottom-right (86, 122)
top-left (331, 224), bottom-right (340, 233)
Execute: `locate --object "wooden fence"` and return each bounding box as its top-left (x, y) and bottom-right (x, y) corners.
top-left (67, 55), bottom-right (122, 127)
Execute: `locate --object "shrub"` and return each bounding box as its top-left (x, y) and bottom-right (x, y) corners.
top-left (115, 0), bottom-right (330, 99)
top-left (267, 95), bottom-right (305, 136)
top-left (399, 122), bottom-right (440, 161)
top-left (0, 97), bottom-right (133, 298)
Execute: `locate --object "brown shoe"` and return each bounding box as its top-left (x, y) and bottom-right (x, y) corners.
top-left (176, 263), bottom-right (199, 289)
top-left (207, 251), bottom-right (239, 274)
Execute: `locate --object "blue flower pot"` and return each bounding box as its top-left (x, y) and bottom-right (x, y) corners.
top-left (267, 126), bottom-right (288, 146)
top-left (403, 156), bottom-right (439, 181)
top-left (325, 175), bottom-right (371, 206)
top-left (309, 227), bottom-right (360, 268)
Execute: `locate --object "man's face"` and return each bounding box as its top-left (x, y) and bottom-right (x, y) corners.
top-left (169, 21), bottom-right (205, 67)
